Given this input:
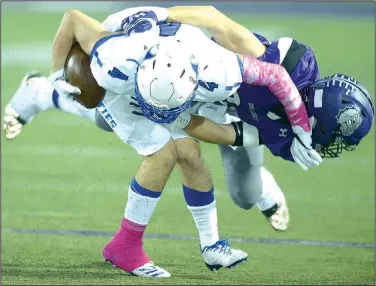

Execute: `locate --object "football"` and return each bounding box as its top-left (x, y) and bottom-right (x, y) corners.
top-left (64, 43), bottom-right (106, 108)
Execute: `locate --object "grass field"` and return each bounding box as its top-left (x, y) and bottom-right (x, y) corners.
top-left (1, 4), bottom-right (375, 285)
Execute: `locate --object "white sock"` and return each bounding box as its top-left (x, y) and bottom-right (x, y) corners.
top-left (256, 191), bottom-right (277, 211)
top-left (187, 201), bottom-right (219, 248)
top-left (256, 167), bottom-right (280, 211)
top-left (124, 178), bottom-right (162, 225)
top-left (11, 77), bottom-right (54, 121)
top-left (35, 81), bottom-right (55, 111)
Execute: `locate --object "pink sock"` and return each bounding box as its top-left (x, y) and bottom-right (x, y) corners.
top-left (103, 179), bottom-right (162, 272)
top-left (103, 217), bottom-right (150, 272)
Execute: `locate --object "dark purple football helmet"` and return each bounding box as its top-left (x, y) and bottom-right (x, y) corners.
top-left (308, 74), bottom-right (374, 158)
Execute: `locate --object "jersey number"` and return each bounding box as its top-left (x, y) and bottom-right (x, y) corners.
top-left (108, 67), bottom-right (129, 81)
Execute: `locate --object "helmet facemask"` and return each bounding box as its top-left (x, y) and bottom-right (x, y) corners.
top-left (314, 123), bottom-right (357, 158)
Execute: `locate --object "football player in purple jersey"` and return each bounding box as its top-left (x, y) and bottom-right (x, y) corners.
top-left (197, 37), bottom-right (374, 230)
top-left (134, 33), bottom-right (374, 232)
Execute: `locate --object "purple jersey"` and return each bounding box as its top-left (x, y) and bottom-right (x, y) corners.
top-left (234, 34), bottom-right (321, 161)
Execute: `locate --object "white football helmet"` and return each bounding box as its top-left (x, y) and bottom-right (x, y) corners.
top-left (135, 37), bottom-right (199, 123)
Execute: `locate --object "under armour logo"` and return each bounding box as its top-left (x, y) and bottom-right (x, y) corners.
top-left (279, 128), bottom-right (288, 137)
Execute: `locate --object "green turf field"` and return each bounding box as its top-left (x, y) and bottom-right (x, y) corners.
top-left (1, 5), bottom-right (375, 285)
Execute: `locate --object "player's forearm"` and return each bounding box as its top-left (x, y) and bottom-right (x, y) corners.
top-left (167, 6), bottom-right (266, 57)
top-left (51, 9), bottom-right (107, 74)
top-left (242, 56), bottom-right (311, 132)
top-left (51, 11), bottom-right (76, 73)
top-left (183, 115), bottom-right (236, 145)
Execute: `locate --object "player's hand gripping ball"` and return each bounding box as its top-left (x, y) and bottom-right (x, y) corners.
top-left (64, 44), bottom-right (106, 108)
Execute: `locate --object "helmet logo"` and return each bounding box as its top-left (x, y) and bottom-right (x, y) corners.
top-left (336, 106), bottom-right (363, 136)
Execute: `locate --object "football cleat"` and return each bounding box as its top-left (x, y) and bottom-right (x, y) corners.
top-left (201, 239), bottom-right (248, 271)
top-left (105, 260), bottom-right (171, 278)
top-left (262, 187), bottom-right (289, 232)
top-left (3, 72), bottom-right (52, 140)
top-left (103, 232), bottom-right (171, 278)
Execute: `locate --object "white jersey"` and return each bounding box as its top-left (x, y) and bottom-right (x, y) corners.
top-left (91, 7), bottom-right (243, 102)
top-left (91, 10), bottom-right (161, 95)
top-left (91, 7), bottom-right (243, 156)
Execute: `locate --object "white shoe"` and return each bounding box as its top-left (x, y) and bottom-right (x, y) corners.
top-left (4, 72), bottom-right (52, 140)
top-left (201, 240), bottom-right (248, 271)
top-left (131, 261), bottom-right (171, 278)
top-left (263, 187), bottom-right (290, 232)
top-left (107, 260), bottom-right (171, 278)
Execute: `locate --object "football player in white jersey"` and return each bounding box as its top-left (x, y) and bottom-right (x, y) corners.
top-left (3, 6), bottom-right (320, 277)
top-left (4, 7), bottom-right (250, 277)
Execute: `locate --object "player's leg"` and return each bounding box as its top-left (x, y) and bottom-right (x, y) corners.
top-left (259, 166), bottom-right (289, 231)
top-left (195, 101), bottom-right (289, 231)
top-left (219, 145), bottom-right (264, 209)
top-left (4, 73), bottom-right (54, 140)
top-left (98, 94), bottom-right (177, 277)
top-left (194, 103), bottom-right (265, 210)
top-left (103, 138), bottom-right (177, 278)
top-left (51, 9), bottom-right (108, 72)
top-left (174, 133), bottom-right (248, 270)
top-left (3, 73), bottom-right (110, 140)
top-left (219, 145), bottom-right (289, 231)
